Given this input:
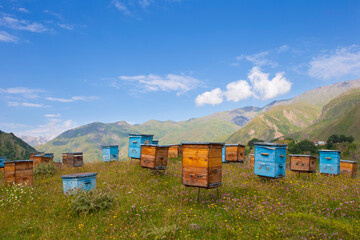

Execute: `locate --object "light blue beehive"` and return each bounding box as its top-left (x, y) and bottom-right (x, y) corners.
top-left (319, 150), bottom-right (340, 175)
top-left (102, 145), bottom-right (119, 162)
top-left (61, 172), bottom-right (97, 194)
top-left (222, 145), bottom-right (227, 163)
top-left (128, 134), bottom-right (154, 159)
top-left (254, 142), bottom-right (287, 178)
top-left (152, 140), bottom-right (159, 145)
top-left (0, 156), bottom-right (6, 168)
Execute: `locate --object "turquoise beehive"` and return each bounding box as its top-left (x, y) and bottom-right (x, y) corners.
top-left (319, 150), bottom-right (341, 175)
top-left (61, 172), bottom-right (97, 194)
top-left (152, 140), bottom-right (159, 145)
top-left (0, 156), bottom-right (6, 168)
top-left (128, 134), bottom-right (154, 159)
top-left (102, 145), bottom-right (119, 162)
top-left (254, 142), bottom-right (287, 178)
top-left (222, 145), bottom-right (227, 163)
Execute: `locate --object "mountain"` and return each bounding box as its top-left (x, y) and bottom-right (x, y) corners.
top-left (20, 135), bottom-right (52, 147)
top-left (0, 130), bottom-right (37, 161)
top-left (38, 107), bottom-right (261, 162)
top-left (289, 88), bottom-right (360, 140)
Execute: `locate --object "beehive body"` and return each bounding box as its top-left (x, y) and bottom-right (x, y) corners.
top-left (340, 160), bottom-right (357, 178)
top-left (182, 143), bottom-right (223, 189)
top-left (168, 145), bottom-right (180, 158)
top-left (102, 145), bottom-right (119, 162)
top-left (62, 152), bottom-right (83, 167)
top-left (140, 145), bottom-right (169, 170)
top-left (225, 144), bottom-right (245, 162)
top-left (128, 134), bottom-right (154, 159)
top-left (31, 153), bottom-right (54, 166)
top-left (249, 154), bottom-right (254, 168)
top-left (290, 155), bottom-right (317, 173)
top-left (0, 156), bottom-right (6, 168)
top-left (61, 172), bottom-right (97, 194)
top-left (319, 150), bottom-right (340, 175)
top-left (4, 160), bottom-right (33, 186)
top-left (254, 143), bottom-right (287, 178)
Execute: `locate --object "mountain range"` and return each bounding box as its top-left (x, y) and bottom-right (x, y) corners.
top-left (0, 130), bottom-right (36, 161)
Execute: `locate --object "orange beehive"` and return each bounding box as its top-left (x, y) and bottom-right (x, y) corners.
top-left (182, 142), bottom-right (223, 189)
top-left (4, 160), bottom-right (33, 186)
top-left (225, 144), bottom-right (245, 162)
top-left (289, 154), bottom-right (317, 173)
top-left (249, 154), bottom-right (254, 168)
top-left (62, 152), bottom-right (83, 167)
top-left (340, 160), bottom-right (357, 178)
top-left (30, 152), bottom-right (54, 166)
top-left (140, 145), bottom-right (170, 170)
top-left (168, 144), bottom-right (180, 158)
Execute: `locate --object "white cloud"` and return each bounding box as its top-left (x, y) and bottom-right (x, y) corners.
top-left (249, 66), bottom-right (292, 100)
top-left (139, 0), bottom-right (151, 8)
top-left (43, 10), bottom-right (63, 19)
top-left (45, 113), bottom-right (61, 118)
top-left (224, 80), bottom-right (252, 102)
top-left (0, 122), bottom-right (26, 129)
top-left (18, 8), bottom-right (30, 13)
top-left (57, 23), bottom-right (74, 30)
top-left (119, 74), bottom-right (201, 95)
top-left (0, 31), bottom-right (18, 43)
top-left (0, 87), bottom-right (43, 94)
top-left (7, 102), bottom-right (19, 107)
top-left (22, 102), bottom-right (47, 108)
top-left (45, 96), bottom-right (98, 102)
top-left (309, 45), bottom-right (360, 80)
top-left (0, 15), bottom-right (48, 32)
top-left (195, 88), bottom-right (223, 106)
top-left (112, 0), bottom-right (132, 15)
top-left (237, 51), bottom-right (277, 67)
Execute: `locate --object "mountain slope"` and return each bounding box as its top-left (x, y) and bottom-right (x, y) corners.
top-left (0, 130), bottom-right (37, 160)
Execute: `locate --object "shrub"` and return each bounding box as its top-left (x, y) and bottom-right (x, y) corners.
top-left (33, 162), bottom-right (56, 175)
top-left (70, 190), bottom-right (114, 215)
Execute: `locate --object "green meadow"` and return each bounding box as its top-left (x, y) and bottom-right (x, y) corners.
top-left (0, 159), bottom-right (359, 239)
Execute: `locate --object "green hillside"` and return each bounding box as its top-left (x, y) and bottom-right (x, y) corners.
top-left (0, 130), bottom-right (37, 160)
top-left (290, 88), bottom-right (360, 140)
top-left (226, 103), bottom-right (321, 144)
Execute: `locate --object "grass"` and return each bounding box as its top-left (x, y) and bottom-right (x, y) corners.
top-left (0, 158), bottom-right (359, 239)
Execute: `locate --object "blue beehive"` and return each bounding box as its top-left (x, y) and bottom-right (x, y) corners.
top-left (102, 145), bottom-right (119, 162)
top-left (319, 150), bottom-right (341, 175)
top-left (222, 145), bottom-right (227, 163)
top-left (152, 140), bottom-right (159, 145)
top-left (0, 156), bottom-right (6, 168)
top-left (61, 172), bottom-right (97, 194)
top-left (254, 142), bottom-right (287, 178)
top-left (128, 134), bottom-right (154, 159)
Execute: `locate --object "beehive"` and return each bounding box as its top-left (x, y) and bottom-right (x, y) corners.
top-left (61, 172), bottom-right (97, 194)
top-left (128, 134), bottom-right (154, 159)
top-left (152, 140), bottom-right (159, 145)
top-left (224, 144), bottom-right (245, 162)
top-left (340, 160), bottom-right (357, 178)
top-left (289, 154), bottom-right (317, 173)
top-left (4, 160), bottom-right (33, 186)
top-left (319, 150), bottom-right (340, 175)
top-left (181, 142), bottom-right (224, 189)
top-left (31, 153), bottom-right (54, 166)
top-left (62, 152), bottom-right (83, 167)
top-left (102, 145), bottom-right (119, 162)
top-left (168, 144), bottom-right (180, 158)
top-left (249, 154), bottom-right (254, 168)
top-left (254, 142), bottom-right (287, 178)
top-left (222, 145), bottom-right (226, 163)
top-left (140, 145), bottom-right (170, 170)
top-left (0, 156), bottom-right (6, 168)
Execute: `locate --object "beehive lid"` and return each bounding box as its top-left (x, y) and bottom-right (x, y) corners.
top-left (101, 145), bottom-right (119, 148)
top-left (289, 154), bottom-right (316, 157)
top-left (170, 144), bottom-right (181, 146)
top-left (44, 153), bottom-right (54, 157)
top-left (225, 144), bottom-right (245, 147)
top-left (319, 149), bottom-right (341, 153)
top-left (254, 142), bottom-right (287, 147)
top-left (5, 159), bottom-right (33, 163)
top-left (61, 172), bottom-right (97, 179)
top-left (181, 142), bottom-right (225, 145)
top-left (157, 145), bottom-right (171, 148)
top-left (129, 133), bottom-right (154, 137)
top-left (340, 160), bottom-right (357, 163)
top-left (62, 152), bottom-right (83, 154)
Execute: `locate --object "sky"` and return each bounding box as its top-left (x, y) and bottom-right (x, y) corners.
top-left (0, 0), bottom-right (360, 139)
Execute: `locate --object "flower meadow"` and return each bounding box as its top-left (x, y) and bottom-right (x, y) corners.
top-left (0, 158), bottom-right (359, 239)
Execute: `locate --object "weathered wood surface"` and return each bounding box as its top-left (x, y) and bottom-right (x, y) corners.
top-left (340, 161), bottom-right (357, 178)
top-left (290, 156), bottom-right (316, 173)
top-left (140, 145), bottom-right (169, 169)
top-left (4, 161), bottom-right (33, 186)
top-left (225, 145), bottom-right (245, 162)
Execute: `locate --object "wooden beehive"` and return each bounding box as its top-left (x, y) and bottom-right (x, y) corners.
top-left (249, 154), bottom-right (254, 168)
top-left (31, 153), bottom-right (54, 166)
top-left (340, 160), bottom-right (357, 178)
top-left (289, 154), bottom-right (317, 173)
top-left (4, 160), bottom-right (33, 186)
top-left (62, 152), bottom-right (83, 167)
top-left (140, 145), bottom-right (170, 170)
top-left (168, 144), bottom-right (180, 158)
top-left (128, 134), bottom-right (154, 159)
top-left (182, 142), bottom-right (224, 189)
top-left (224, 144), bottom-right (245, 162)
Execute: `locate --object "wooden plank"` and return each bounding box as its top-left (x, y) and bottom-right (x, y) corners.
top-left (340, 162), bottom-right (357, 178)
top-left (15, 169), bottom-right (33, 186)
top-left (4, 162), bottom-right (15, 184)
top-left (209, 166), bottom-right (222, 186)
top-left (16, 161), bottom-right (33, 171)
top-left (182, 166), bottom-right (208, 188)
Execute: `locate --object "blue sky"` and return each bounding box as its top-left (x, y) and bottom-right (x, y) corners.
top-left (0, 0), bottom-right (360, 139)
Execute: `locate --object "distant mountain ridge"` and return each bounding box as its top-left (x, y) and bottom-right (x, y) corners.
top-left (20, 135), bottom-right (52, 147)
top-left (0, 130), bottom-right (37, 160)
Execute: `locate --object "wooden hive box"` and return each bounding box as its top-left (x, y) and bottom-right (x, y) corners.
top-left (4, 160), bottom-right (33, 186)
top-left (140, 145), bottom-right (170, 170)
top-left (61, 172), bottom-right (97, 194)
top-left (254, 142), bottom-right (287, 178)
top-left (340, 160), bottom-right (357, 178)
top-left (0, 156), bottom-right (6, 168)
top-left (249, 154), bottom-right (254, 168)
top-left (181, 142), bottom-right (224, 189)
top-left (128, 134), bottom-right (154, 159)
top-left (319, 150), bottom-right (340, 175)
top-left (168, 144), bottom-right (180, 158)
top-left (224, 144), bottom-right (245, 163)
top-left (289, 154), bottom-right (317, 173)
top-left (102, 145), bottom-right (119, 162)
top-left (62, 152), bottom-right (83, 167)
top-left (32, 153), bottom-right (54, 166)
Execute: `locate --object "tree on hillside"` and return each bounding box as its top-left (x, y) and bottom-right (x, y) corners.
top-left (248, 138), bottom-right (264, 150)
top-left (289, 139), bottom-right (317, 154)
